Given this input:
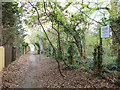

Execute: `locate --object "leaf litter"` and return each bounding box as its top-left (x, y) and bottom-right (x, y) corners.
top-left (1, 53), bottom-right (119, 88)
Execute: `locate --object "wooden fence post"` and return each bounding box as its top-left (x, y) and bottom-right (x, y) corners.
top-left (0, 46), bottom-right (5, 71)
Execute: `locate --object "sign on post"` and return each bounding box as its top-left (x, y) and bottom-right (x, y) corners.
top-left (100, 26), bottom-right (110, 38)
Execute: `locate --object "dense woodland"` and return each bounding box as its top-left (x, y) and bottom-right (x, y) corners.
top-left (0, 0), bottom-right (120, 87)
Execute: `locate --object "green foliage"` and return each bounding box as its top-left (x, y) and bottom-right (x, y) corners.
top-left (103, 56), bottom-right (117, 65)
top-left (67, 64), bottom-right (81, 69)
top-left (74, 58), bottom-right (84, 65)
top-left (2, 2), bottom-right (26, 57)
top-left (85, 59), bottom-right (94, 73)
top-left (34, 42), bottom-right (40, 54)
top-left (43, 44), bottom-right (54, 57)
top-left (12, 59), bottom-right (18, 65)
top-left (22, 42), bottom-right (29, 47)
top-left (116, 50), bottom-right (120, 71)
top-left (102, 67), bottom-right (117, 75)
top-left (23, 1), bottom-right (119, 83)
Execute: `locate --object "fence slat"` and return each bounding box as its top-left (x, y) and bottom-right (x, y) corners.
top-left (5, 47), bottom-right (12, 67)
top-left (0, 46), bottom-right (5, 71)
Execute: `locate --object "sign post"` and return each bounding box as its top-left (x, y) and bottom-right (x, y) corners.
top-left (100, 26), bottom-right (110, 38)
top-left (99, 25), bottom-right (110, 46)
top-left (98, 25), bottom-right (110, 75)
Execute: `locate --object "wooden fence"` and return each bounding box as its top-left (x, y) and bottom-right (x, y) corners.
top-left (0, 46), bottom-right (30, 71)
top-left (5, 47), bottom-right (13, 67)
top-left (0, 46), bottom-right (5, 71)
top-left (24, 46), bottom-right (30, 54)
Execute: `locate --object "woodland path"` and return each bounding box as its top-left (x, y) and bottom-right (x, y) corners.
top-left (1, 52), bottom-right (119, 88)
top-left (19, 52), bottom-right (58, 88)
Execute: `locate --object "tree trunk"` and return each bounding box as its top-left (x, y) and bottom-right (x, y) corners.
top-left (97, 45), bottom-right (103, 75)
top-left (29, 2), bottom-right (64, 77)
top-left (74, 40), bottom-right (83, 57)
top-left (57, 24), bottom-right (62, 59)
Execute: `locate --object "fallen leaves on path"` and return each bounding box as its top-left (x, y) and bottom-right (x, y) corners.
top-left (2, 53), bottom-right (29, 88)
top-left (1, 53), bottom-right (119, 88)
top-left (31, 57), bottom-right (119, 88)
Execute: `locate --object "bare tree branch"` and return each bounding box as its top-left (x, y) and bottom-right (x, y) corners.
top-left (71, 3), bottom-right (120, 44)
top-left (28, 1), bottom-right (65, 77)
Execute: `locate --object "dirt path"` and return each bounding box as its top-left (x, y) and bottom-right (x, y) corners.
top-left (19, 52), bottom-right (59, 88)
top-left (18, 52), bottom-right (118, 88)
top-left (19, 52), bottom-right (41, 88)
top-left (2, 52), bottom-right (119, 88)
